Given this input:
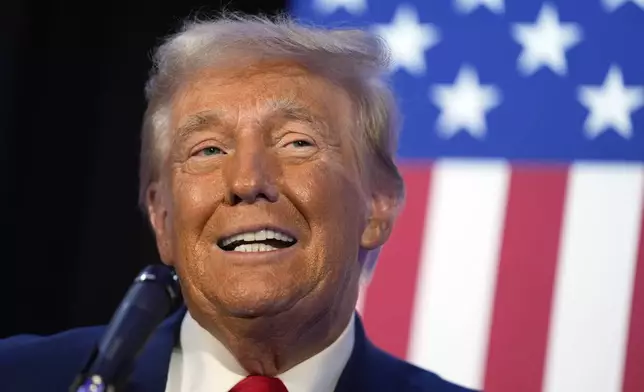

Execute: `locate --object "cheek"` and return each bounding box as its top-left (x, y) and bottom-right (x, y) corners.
top-left (169, 173), bottom-right (222, 250)
top-left (293, 160), bottom-right (367, 265)
top-left (313, 157), bottom-right (367, 219)
top-left (169, 176), bottom-right (222, 296)
top-left (290, 154), bottom-right (365, 204)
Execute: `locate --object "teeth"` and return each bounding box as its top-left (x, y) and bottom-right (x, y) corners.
top-left (222, 229), bottom-right (295, 247)
top-left (255, 230), bottom-right (266, 241)
top-left (234, 243), bottom-right (278, 252)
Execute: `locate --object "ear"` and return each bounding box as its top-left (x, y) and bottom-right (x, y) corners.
top-left (146, 182), bottom-right (174, 266)
top-left (360, 190), bottom-right (401, 251)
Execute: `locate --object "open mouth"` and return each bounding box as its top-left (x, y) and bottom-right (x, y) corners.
top-left (217, 229), bottom-right (297, 252)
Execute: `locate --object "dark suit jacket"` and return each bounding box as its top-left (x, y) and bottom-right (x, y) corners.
top-left (0, 306), bottom-right (477, 392)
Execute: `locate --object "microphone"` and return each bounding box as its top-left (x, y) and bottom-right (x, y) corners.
top-left (69, 264), bottom-right (182, 392)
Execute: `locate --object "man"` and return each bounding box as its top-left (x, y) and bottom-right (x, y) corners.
top-left (0, 13), bottom-right (476, 392)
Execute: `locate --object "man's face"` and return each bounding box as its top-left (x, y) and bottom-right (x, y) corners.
top-left (149, 62), bottom-right (389, 321)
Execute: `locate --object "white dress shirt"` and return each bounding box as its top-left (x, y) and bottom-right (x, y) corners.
top-left (165, 311), bottom-right (355, 392)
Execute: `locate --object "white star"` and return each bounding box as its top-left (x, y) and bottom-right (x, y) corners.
top-left (511, 3), bottom-right (583, 76)
top-left (372, 5), bottom-right (441, 76)
top-left (601, 0), bottom-right (644, 12)
top-left (453, 0), bottom-right (504, 14)
top-left (430, 65), bottom-right (502, 139)
top-left (578, 65), bottom-right (644, 139)
top-left (313, 0), bottom-right (368, 15)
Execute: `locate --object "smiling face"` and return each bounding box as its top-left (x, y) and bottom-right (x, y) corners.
top-left (146, 61), bottom-right (394, 324)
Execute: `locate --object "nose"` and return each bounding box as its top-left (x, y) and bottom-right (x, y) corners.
top-left (223, 139), bottom-right (279, 205)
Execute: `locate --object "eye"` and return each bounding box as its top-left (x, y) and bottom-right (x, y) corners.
top-left (287, 139), bottom-right (313, 148)
top-left (193, 146), bottom-right (225, 157)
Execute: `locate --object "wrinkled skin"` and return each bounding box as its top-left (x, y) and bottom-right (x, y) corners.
top-left (146, 61), bottom-right (398, 375)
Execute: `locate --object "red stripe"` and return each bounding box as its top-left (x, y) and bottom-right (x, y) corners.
top-left (623, 196), bottom-right (644, 392)
top-left (361, 164), bottom-right (432, 360)
top-left (484, 167), bottom-right (568, 392)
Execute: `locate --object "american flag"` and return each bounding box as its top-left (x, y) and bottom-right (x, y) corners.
top-left (290, 1), bottom-right (644, 391)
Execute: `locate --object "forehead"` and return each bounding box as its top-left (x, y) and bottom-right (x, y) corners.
top-left (171, 61), bottom-right (355, 129)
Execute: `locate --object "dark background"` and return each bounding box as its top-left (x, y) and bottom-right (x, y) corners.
top-left (0, 0), bottom-right (286, 338)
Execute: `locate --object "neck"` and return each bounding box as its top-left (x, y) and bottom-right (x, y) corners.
top-left (184, 269), bottom-right (361, 375)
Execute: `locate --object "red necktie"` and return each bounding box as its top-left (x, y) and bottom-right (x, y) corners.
top-left (229, 375), bottom-right (289, 392)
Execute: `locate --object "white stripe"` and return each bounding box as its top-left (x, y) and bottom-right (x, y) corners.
top-left (543, 163), bottom-right (644, 392)
top-left (407, 159), bottom-right (510, 390)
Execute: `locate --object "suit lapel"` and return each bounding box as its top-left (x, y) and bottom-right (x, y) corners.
top-left (334, 314), bottom-right (391, 392)
top-left (125, 305), bottom-right (187, 392)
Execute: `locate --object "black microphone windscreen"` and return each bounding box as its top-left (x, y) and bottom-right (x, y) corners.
top-left (70, 264), bottom-right (181, 391)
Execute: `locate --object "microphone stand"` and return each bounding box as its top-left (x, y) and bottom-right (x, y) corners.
top-left (69, 265), bottom-right (181, 392)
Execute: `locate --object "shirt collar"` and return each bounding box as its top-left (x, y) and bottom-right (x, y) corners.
top-left (179, 311), bottom-right (356, 392)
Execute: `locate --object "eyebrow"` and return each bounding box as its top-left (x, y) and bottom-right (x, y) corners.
top-left (174, 99), bottom-right (328, 142)
top-left (265, 98), bottom-right (327, 134)
top-left (175, 110), bottom-right (224, 141)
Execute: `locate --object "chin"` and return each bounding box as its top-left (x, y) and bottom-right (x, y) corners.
top-left (218, 294), bottom-right (298, 319)
top-left (210, 276), bottom-right (304, 319)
